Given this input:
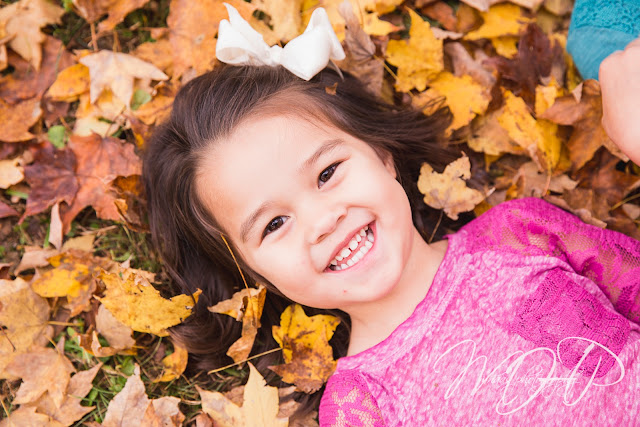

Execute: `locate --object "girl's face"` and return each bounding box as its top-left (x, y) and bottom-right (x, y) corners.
top-left (196, 114), bottom-right (417, 312)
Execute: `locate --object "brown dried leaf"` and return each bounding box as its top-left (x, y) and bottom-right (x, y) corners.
top-left (23, 147), bottom-right (78, 217)
top-left (0, 406), bottom-right (62, 427)
top-left (0, 200), bottom-right (18, 218)
top-left (102, 365), bottom-right (150, 427)
top-left (144, 396), bottom-right (186, 426)
top-left (0, 97), bottom-right (42, 142)
top-left (0, 277), bottom-right (53, 378)
top-left (153, 341), bottom-right (188, 382)
top-left (96, 303), bottom-right (136, 350)
top-left (0, 157), bottom-right (24, 189)
top-left (6, 341), bottom-right (75, 407)
top-left (0, 0), bottom-right (64, 70)
top-left (133, 37), bottom-right (174, 75)
top-left (132, 94), bottom-right (173, 125)
top-left (60, 134), bottom-right (141, 234)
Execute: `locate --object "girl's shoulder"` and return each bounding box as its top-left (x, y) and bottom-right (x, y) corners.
top-left (319, 369), bottom-right (385, 426)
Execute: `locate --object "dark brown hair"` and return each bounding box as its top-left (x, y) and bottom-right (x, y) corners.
top-left (143, 64), bottom-right (458, 415)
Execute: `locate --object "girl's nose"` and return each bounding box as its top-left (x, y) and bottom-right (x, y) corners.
top-left (305, 200), bottom-right (346, 244)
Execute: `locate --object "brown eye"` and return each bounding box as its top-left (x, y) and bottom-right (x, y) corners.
top-left (318, 163), bottom-right (340, 187)
top-left (263, 216), bottom-right (286, 238)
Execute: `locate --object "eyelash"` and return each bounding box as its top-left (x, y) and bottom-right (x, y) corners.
top-left (261, 162), bottom-right (341, 239)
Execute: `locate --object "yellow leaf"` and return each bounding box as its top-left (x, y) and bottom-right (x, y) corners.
top-left (535, 80), bottom-right (561, 117)
top-left (270, 304), bottom-right (339, 393)
top-left (414, 72), bottom-right (490, 132)
top-left (498, 90), bottom-right (561, 170)
top-left (99, 268), bottom-right (201, 337)
top-left (386, 9), bottom-right (443, 92)
top-left (154, 341), bottom-right (189, 383)
top-left (417, 155), bottom-right (485, 220)
top-left (198, 363), bottom-right (287, 427)
top-left (468, 110), bottom-right (526, 156)
top-left (254, 0), bottom-right (303, 42)
top-left (465, 4), bottom-right (530, 40)
top-left (46, 63), bottom-right (90, 102)
top-left (491, 36), bottom-right (519, 58)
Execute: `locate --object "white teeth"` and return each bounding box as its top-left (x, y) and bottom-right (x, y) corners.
top-left (334, 265), bottom-right (341, 271)
top-left (336, 254), bottom-right (343, 261)
top-left (348, 239), bottom-right (358, 250)
top-left (330, 259), bottom-right (337, 266)
top-left (340, 247), bottom-right (351, 258)
top-left (361, 245), bottom-right (369, 254)
top-left (364, 240), bottom-right (372, 249)
top-left (328, 224), bottom-right (375, 271)
top-left (359, 229), bottom-right (366, 237)
top-left (356, 234), bottom-right (362, 242)
top-left (347, 259), bottom-right (354, 267)
top-left (353, 251), bottom-right (363, 261)
top-left (367, 231), bottom-right (374, 243)
top-left (341, 263), bottom-right (348, 269)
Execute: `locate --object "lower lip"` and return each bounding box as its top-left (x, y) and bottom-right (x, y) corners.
top-left (325, 221), bottom-right (376, 274)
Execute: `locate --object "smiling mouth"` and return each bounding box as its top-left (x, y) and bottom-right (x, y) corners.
top-left (327, 224), bottom-right (375, 271)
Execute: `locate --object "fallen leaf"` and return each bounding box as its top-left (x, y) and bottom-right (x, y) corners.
top-left (60, 134), bottom-right (141, 234)
top-left (417, 154), bottom-right (486, 220)
top-left (132, 94), bottom-right (173, 125)
top-left (153, 340), bottom-right (188, 382)
top-left (102, 364), bottom-right (150, 427)
top-left (254, 0), bottom-right (302, 42)
top-left (0, 406), bottom-right (62, 427)
top-left (133, 37), bottom-right (174, 75)
top-left (99, 268), bottom-right (201, 336)
top-left (79, 50), bottom-right (168, 106)
top-left (386, 9), bottom-right (443, 92)
top-left (0, 157), bottom-right (24, 189)
top-left (5, 340), bottom-right (75, 407)
top-left (14, 246), bottom-right (58, 274)
top-left (0, 200), bottom-right (18, 218)
top-left (23, 147), bottom-right (78, 217)
top-left (49, 202), bottom-right (63, 249)
top-left (168, 0), bottom-right (254, 78)
top-left (464, 3), bottom-right (530, 40)
top-left (144, 396), bottom-right (186, 426)
top-left (0, 97), bottom-right (42, 142)
top-left (468, 109), bottom-right (526, 156)
top-left (422, 1), bottom-right (458, 31)
top-left (198, 363), bottom-right (288, 427)
top-left (413, 71), bottom-right (490, 132)
top-left (0, 277), bottom-right (53, 378)
top-left (270, 304), bottom-right (340, 393)
top-left (445, 42), bottom-right (496, 87)
top-left (0, 0), bottom-right (64, 70)
top-left (46, 63), bottom-right (91, 102)
top-left (96, 303), bottom-right (136, 351)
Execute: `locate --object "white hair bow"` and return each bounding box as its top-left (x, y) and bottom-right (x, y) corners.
top-left (216, 3), bottom-right (345, 81)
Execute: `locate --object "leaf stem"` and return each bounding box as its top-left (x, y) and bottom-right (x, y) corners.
top-left (208, 347), bottom-right (282, 374)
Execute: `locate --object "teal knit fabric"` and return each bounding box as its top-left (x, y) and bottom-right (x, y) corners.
top-left (567, 0), bottom-right (640, 80)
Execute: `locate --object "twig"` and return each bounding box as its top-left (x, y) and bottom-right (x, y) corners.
top-left (208, 347), bottom-right (282, 374)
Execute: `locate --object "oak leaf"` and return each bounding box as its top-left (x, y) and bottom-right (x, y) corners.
top-left (198, 363), bottom-right (288, 427)
top-left (0, 0), bottom-right (64, 70)
top-left (99, 268), bottom-right (201, 336)
top-left (386, 9), bottom-right (443, 92)
top-left (0, 277), bottom-right (53, 378)
top-left (270, 304), bottom-right (340, 393)
top-left (79, 50), bottom-right (168, 106)
top-left (417, 154), bottom-right (486, 220)
top-left (60, 134), bottom-right (141, 234)
top-left (0, 97), bottom-right (42, 142)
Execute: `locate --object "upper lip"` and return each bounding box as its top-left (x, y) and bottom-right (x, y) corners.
top-left (325, 223), bottom-right (370, 269)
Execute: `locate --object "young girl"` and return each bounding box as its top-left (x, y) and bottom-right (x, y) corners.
top-left (143, 10), bottom-right (640, 426)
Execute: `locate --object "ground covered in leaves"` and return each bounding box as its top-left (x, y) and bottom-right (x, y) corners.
top-left (0, 0), bottom-right (639, 425)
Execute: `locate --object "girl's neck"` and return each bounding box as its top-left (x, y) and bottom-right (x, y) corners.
top-left (345, 231), bottom-right (449, 357)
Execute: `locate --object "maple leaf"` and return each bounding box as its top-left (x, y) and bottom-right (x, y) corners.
top-left (386, 9), bottom-right (443, 92)
top-left (23, 147), bottom-right (78, 217)
top-left (79, 50), bottom-right (168, 106)
top-left (417, 154), bottom-right (486, 220)
top-left (198, 363), bottom-right (288, 427)
top-left (270, 304), bottom-right (340, 393)
top-left (0, 0), bottom-right (64, 70)
top-left (445, 42), bottom-right (496, 88)
top-left (468, 109), bottom-right (526, 157)
top-left (254, 0), bottom-right (302, 42)
top-left (210, 285), bottom-right (266, 363)
top-left (0, 406), bottom-right (62, 427)
top-left (133, 37), bottom-right (174, 75)
top-left (29, 363), bottom-right (102, 425)
top-left (0, 278), bottom-right (53, 378)
top-left (99, 268), bottom-right (201, 336)
top-left (0, 97), bottom-right (42, 142)
top-left (6, 340), bottom-right (75, 408)
top-left (168, 0), bottom-right (254, 78)
top-left (59, 134), bottom-right (141, 234)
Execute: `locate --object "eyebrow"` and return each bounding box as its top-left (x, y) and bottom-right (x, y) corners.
top-left (239, 138), bottom-right (344, 243)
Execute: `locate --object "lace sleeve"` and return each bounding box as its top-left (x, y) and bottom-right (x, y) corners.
top-left (464, 197), bottom-right (640, 324)
top-left (319, 370), bottom-right (385, 427)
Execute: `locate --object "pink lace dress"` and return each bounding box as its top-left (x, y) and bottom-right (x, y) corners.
top-left (319, 197), bottom-right (640, 426)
